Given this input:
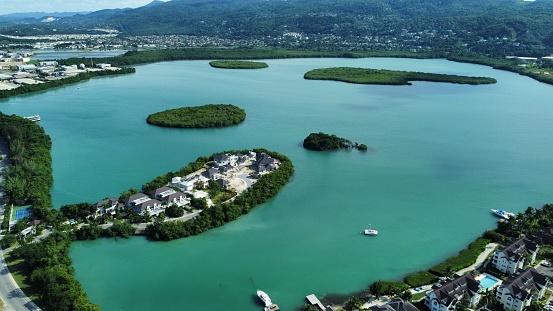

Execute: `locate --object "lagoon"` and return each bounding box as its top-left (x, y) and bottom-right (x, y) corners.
top-left (1, 58), bottom-right (553, 310)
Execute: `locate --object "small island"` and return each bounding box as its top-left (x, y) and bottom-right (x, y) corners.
top-left (304, 67), bottom-right (497, 85)
top-left (146, 104), bottom-right (246, 128)
top-left (209, 60), bottom-right (269, 69)
top-left (303, 132), bottom-right (367, 151)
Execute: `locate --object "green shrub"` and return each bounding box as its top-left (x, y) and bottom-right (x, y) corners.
top-left (404, 271), bottom-right (439, 287)
top-left (429, 237), bottom-right (490, 276)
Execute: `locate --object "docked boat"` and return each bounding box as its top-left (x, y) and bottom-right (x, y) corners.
top-left (364, 228), bottom-right (378, 235)
top-left (491, 209), bottom-right (515, 220)
top-left (257, 290), bottom-right (272, 307)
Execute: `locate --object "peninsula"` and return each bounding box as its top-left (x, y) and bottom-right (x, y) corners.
top-left (303, 67), bottom-right (497, 85)
top-left (209, 60), bottom-right (269, 69)
top-left (146, 104), bottom-right (246, 128)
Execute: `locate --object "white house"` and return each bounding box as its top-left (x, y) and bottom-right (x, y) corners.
top-left (424, 274), bottom-right (481, 311)
top-left (95, 197), bottom-right (120, 216)
top-left (171, 175), bottom-right (208, 191)
top-left (495, 267), bottom-right (548, 311)
top-left (491, 238), bottom-right (538, 274)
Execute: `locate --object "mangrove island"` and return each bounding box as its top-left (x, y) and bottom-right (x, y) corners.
top-left (146, 104), bottom-right (246, 128)
top-left (209, 60), bottom-right (269, 69)
top-left (303, 132), bottom-right (367, 151)
top-left (304, 67), bottom-right (497, 85)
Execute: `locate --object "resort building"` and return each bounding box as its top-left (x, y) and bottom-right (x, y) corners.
top-left (495, 267), bottom-right (549, 311)
top-left (491, 237), bottom-right (539, 274)
top-left (371, 298), bottom-right (420, 311)
top-left (95, 197), bottom-right (121, 216)
top-left (424, 274), bottom-right (482, 311)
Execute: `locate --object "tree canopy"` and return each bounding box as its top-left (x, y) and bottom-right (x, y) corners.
top-left (146, 104), bottom-right (246, 128)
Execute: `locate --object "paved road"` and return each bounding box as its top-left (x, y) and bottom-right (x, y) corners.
top-left (0, 248), bottom-right (40, 311)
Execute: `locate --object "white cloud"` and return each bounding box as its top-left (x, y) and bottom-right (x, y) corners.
top-left (2, 0), bottom-right (168, 15)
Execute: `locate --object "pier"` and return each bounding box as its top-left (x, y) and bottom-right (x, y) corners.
top-left (24, 115), bottom-right (41, 122)
top-left (306, 294), bottom-right (335, 311)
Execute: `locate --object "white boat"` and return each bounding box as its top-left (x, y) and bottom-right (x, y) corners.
top-left (491, 209), bottom-right (515, 220)
top-left (24, 115), bottom-right (41, 122)
top-left (364, 227), bottom-right (378, 235)
top-left (257, 290), bottom-right (272, 307)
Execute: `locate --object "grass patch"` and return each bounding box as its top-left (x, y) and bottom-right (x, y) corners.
top-left (404, 270), bottom-right (439, 287)
top-left (412, 292), bottom-right (427, 302)
top-left (209, 190), bottom-right (237, 204)
top-left (5, 253), bottom-right (42, 305)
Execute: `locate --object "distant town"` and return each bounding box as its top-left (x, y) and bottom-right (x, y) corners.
top-left (0, 50), bottom-right (119, 91)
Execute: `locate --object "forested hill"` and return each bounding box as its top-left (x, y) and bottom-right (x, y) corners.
top-left (2, 0), bottom-right (553, 55)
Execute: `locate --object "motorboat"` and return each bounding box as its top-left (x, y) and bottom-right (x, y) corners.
top-left (364, 228), bottom-right (378, 235)
top-left (491, 209), bottom-right (515, 220)
top-left (257, 290), bottom-right (272, 307)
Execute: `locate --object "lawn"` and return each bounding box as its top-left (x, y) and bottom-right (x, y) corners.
top-left (5, 253), bottom-right (41, 304)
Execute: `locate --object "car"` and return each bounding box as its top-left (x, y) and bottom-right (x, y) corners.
top-left (541, 261), bottom-right (552, 267)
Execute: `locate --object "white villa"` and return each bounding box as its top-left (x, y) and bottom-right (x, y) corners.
top-left (491, 237), bottom-right (539, 274)
top-left (424, 274), bottom-right (482, 311)
top-left (495, 267), bottom-right (549, 311)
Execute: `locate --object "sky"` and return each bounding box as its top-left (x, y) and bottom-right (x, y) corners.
top-left (1, 0), bottom-right (170, 15)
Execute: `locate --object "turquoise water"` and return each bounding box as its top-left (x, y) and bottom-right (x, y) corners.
top-left (480, 275), bottom-right (500, 289)
top-left (1, 58), bottom-right (553, 310)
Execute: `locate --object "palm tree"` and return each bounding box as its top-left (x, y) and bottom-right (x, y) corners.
top-left (370, 280), bottom-right (384, 298)
top-left (344, 296), bottom-right (365, 311)
top-left (523, 299), bottom-right (545, 311)
top-left (480, 288), bottom-right (496, 311)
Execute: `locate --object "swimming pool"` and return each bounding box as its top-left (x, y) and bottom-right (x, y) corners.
top-left (480, 275), bottom-right (500, 289)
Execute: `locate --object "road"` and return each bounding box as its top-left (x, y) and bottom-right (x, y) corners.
top-left (0, 248), bottom-right (40, 311)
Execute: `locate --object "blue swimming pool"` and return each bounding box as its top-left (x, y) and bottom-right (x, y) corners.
top-left (480, 275), bottom-right (500, 289)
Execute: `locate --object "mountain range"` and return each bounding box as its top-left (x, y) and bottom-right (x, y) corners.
top-left (1, 0), bottom-right (552, 51)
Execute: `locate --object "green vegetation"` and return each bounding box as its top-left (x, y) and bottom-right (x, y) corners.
top-left (429, 237), bottom-right (490, 276)
top-left (369, 280), bottom-right (409, 297)
top-left (58, 48), bottom-right (553, 87)
top-left (209, 60), bottom-right (268, 69)
top-left (447, 55), bottom-right (553, 86)
top-left (303, 132), bottom-right (366, 151)
top-left (0, 68), bottom-right (135, 99)
top-left (74, 221), bottom-right (136, 240)
top-left (6, 0), bottom-right (553, 57)
top-left (0, 114), bottom-right (53, 220)
top-left (304, 67), bottom-right (497, 85)
top-left (145, 149), bottom-right (294, 241)
top-left (404, 271), bottom-right (439, 288)
top-left (146, 104), bottom-right (246, 128)
top-left (0, 113), bottom-right (100, 310)
top-left (10, 231), bottom-right (101, 311)
top-left (62, 48), bottom-right (433, 68)
top-left (165, 204), bottom-right (185, 218)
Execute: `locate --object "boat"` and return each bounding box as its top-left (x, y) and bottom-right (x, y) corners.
top-left (257, 290), bottom-right (272, 307)
top-left (364, 226), bottom-right (378, 235)
top-left (24, 115), bottom-right (41, 122)
top-left (491, 209), bottom-right (515, 220)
